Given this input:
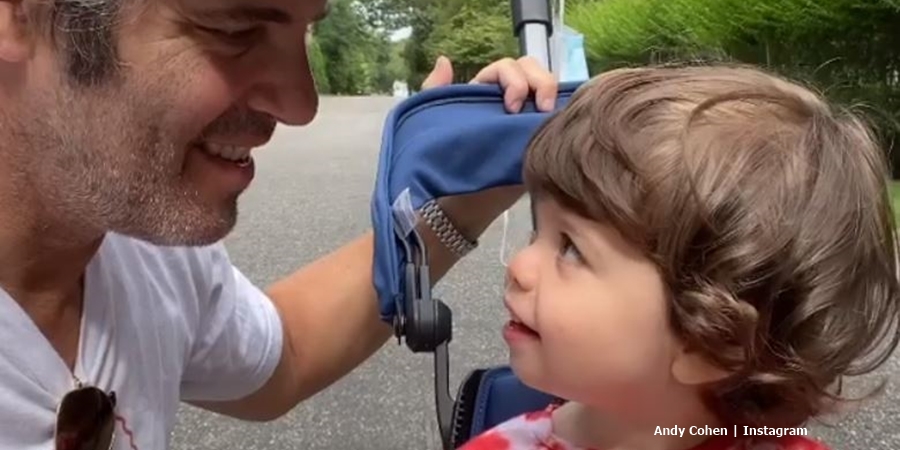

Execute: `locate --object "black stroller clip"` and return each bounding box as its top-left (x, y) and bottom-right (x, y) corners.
top-left (388, 3), bottom-right (555, 449)
top-left (392, 219), bottom-right (456, 448)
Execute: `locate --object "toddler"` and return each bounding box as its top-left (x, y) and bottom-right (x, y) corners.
top-left (460, 64), bottom-right (900, 450)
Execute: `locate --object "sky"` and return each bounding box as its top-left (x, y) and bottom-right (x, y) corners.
top-left (390, 27), bottom-right (412, 41)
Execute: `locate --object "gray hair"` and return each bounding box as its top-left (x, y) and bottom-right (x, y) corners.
top-left (43, 0), bottom-right (125, 86)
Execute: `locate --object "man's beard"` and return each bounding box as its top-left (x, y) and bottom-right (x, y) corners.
top-left (7, 79), bottom-right (239, 248)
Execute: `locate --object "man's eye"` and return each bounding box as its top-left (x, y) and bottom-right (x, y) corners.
top-left (197, 25), bottom-right (261, 44)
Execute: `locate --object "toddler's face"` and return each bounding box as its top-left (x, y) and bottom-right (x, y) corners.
top-left (503, 196), bottom-right (682, 418)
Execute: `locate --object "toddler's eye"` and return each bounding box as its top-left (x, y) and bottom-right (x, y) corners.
top-left (558, 233), bottom-right (583, 263)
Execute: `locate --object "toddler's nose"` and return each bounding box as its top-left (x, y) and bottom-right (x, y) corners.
top-left (505, 246), bottom-right (539, 294)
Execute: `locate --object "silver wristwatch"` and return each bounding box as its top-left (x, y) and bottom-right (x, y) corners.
top-left (420, 199), bottom-right (478, 257)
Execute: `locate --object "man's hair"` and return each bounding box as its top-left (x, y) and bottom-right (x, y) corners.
top-left (29, 0), bottom-right (125, 86)
top-left (523, 64), bottom-right (900, 428)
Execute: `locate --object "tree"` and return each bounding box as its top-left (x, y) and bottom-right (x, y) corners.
top-left (382, 0), bottom-right (520, 88)
top-left (306, 34), bottom-right (331, 94)
top-left (313, 0), bottom-right (397, 95)
top-left (426, 2), bottom-right (517, 82)
top-left (358, 0), bottom-right (427, 30)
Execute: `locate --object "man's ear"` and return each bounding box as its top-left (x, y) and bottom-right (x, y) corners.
top-left (671, 345), bottom-right (732, 386)
top-left (0, 0), bottom-right (31, 63)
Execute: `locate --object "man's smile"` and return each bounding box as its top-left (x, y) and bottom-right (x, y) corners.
top-left (201, 142), bottom-right (254, 165)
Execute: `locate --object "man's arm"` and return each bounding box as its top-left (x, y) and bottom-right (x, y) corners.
top-left (193, 199), bottom-right (498, 420)
top-left (193, 56), bottom-right (557, 420)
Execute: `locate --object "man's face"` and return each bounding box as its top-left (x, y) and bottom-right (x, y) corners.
top-left (7, 0), bottom-right (324, 246)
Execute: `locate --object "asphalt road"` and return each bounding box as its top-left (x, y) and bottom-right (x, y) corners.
top-left (169, 96), bottom-right (898, 450)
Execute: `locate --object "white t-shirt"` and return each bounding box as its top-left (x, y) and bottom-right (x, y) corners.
top-left (0, 232), bottom-right (284, 450)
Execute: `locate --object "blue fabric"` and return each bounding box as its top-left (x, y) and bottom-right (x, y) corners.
top-left (370, 81), bottom-right (583, 322)
top-left (469, 366), bottom-right (558, 437)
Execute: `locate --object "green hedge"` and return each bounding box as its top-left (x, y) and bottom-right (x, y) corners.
top-left (307, 36), bottom-right (331, 95)
top-left (567, 0), bottom-right (900, 174)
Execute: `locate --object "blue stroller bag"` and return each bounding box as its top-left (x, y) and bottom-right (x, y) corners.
top-left (371, 81), bottom-right (581, 448)
top-left (370, 1), bottom-right (587, 448)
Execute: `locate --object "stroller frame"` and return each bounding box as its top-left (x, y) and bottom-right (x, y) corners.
top-left (381, 1), bottom-right (566, 449)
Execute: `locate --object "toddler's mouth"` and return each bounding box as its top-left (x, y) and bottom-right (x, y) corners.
top-left (506, 318), bottom-right (540, 338)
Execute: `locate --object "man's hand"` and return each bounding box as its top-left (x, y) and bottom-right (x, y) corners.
top-left (196, 55), bottom-right (558, 422)
top-left (422, 55), bottom-right (558, 113)
top-left (421, 55), bottom-right (559, 242)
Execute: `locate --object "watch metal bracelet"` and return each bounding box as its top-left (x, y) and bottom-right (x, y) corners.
top-left (420, 199), bottom-right (478, 258)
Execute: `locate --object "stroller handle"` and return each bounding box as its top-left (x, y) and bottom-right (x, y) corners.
top-left (511, 0), bottom-right (554, 71)
top-left (383, 4), bottom-right (559, 450)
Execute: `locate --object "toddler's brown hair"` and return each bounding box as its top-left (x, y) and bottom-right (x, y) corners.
top-left (523, 64), bottom-right (900, 428)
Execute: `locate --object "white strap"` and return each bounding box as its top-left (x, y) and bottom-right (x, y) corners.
top-left (499, 209), bottom-right (512, 267)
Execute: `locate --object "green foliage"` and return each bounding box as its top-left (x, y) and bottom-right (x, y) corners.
top-left (359, 0), bottom-right (428, 30)
top-left (391, 0), bottom-right (519, 89)
top-left (332, 0), bottom-right (900, 174)
top-left (401, 12), bottom-right (436, 90)
top-left (313, 0), bottom-right (374, 94)
top-left (311, 0), bottom-right (405, 95)
top-left (567, 0), bottom-right (900, 173)
top-left (306, 35), bottom-right (331, 94)
top-left (425, 2), bottom-right (518, 82)
top-left (386, 41), bottom-right (410, 86)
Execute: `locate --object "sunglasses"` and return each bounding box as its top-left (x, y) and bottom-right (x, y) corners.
top-left (55, 381), bottom-right (118, 450)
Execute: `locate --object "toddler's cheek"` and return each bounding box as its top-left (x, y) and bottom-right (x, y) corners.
top-left (507, 347), bottom-right (543, 383)
top-left (555, 335), bottom-right (677, 412)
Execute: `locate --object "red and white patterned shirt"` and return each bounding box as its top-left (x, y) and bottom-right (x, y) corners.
top-left (458, 405), bottom-right (830, 450)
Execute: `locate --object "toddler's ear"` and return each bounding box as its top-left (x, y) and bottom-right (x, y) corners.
top-left (671, 347), bottom-right (731, 386)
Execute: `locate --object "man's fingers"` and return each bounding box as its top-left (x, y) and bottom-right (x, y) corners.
top-left (470, 56), bottom-right (558, 112)
top-left (421, 56), bottom-right (453, 91)
top-left (471, 57), bottom-right (529, 112)
top-left (515, 56), bottom-right (558, 111)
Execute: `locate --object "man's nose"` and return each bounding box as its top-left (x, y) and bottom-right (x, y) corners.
top-left (245, 45), bottom-right (319, 126)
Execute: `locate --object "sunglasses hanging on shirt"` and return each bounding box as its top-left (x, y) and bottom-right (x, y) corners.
top-left (55, 380), bottom-right (117, 450)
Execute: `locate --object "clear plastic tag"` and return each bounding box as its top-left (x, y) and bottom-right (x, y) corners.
top-left (392, 188), bottom-right (418, 238)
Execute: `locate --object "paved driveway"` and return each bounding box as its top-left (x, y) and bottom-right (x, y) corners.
top-left (169, 96), bottom-right (898, 450)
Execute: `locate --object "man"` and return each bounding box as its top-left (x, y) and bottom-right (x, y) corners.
top-left (0, 0), bottom-right (559, 448)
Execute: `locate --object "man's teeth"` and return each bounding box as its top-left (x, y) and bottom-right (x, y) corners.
top-left (204, 143), bottom-right (252, 161)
